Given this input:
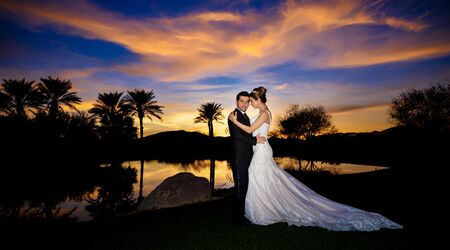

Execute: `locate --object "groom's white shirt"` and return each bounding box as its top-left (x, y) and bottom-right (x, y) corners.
top-left (237, 108), bottom-right (246, 115)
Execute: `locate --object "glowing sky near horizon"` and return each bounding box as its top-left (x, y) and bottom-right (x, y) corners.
top-left (1, 0), bottom-right (449, 136)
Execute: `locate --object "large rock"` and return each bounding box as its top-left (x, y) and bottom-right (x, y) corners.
top-left (138, 172), bottom-right (211, 211)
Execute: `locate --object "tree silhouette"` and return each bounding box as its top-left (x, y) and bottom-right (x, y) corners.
top-left (389, 82), bottom-right (450, 131)
top-left (194, 102), bottom-right (224, 137)
top-left (126, 89), bottom-right (164, 139)
top-left (0, 91), bottom-right (8, 115)
top-left (125, 89), bottom-right (162, 202)
top-left (38, 76), bottom-right (81, 119)
top-left (85, 163), bottom-right (137, 219)
top-left (89, 92), bottom-right (135, 142)
top-left (193, 102), bottom-right (223, 191)
top-left (0, 78), bottom-right (41, 118)
top-left (65, 111), bottom-right (98, 143)
top-left (279, 105), bottom-right (333, 140)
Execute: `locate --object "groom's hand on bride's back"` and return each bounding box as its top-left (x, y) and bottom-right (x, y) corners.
top-left (256, 135), bottom-right (266, 144)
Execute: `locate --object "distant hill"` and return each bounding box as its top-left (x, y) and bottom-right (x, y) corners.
top-left (301, 126), bottom-right (448, 166)
top-left (123, 127), bottom-right (448, 166)
top-left (128, 130), bottom-right (230, 161)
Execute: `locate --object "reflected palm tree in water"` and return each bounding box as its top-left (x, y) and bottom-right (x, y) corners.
top-left (293, 159), bottom-right (344, 175)
top-left (85, 163), bottom-right (137, 219)
top-left (278, 158), bottom-right (332, 174)
top-left (138, 159), bottom-right (145, 203)
top-left (298, 160), bottom-right (321, 172)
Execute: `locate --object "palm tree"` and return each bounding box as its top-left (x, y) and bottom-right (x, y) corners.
top-left (66, 111), bottom-right (98, 143)
top-left (194, 102), bottom-right (224, 192)
top-left (194, 102), bottom-right (224, 137)
top-left (0, 78), bottom-right (41, 118)
top-left (89, 91), bottom-right (134, 142)
top-left (125, 89), bottom-right (163, 203)
top-left (126, 89), bottom-right (164, 139)
top-left (38, 76), bottom-right (81, 119)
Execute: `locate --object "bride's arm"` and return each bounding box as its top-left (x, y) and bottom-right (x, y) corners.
top-left (229, 111), bottom-right (269, 134)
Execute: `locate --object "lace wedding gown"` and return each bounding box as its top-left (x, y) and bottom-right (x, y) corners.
top-left (244, 110), bottom-right (402, 231)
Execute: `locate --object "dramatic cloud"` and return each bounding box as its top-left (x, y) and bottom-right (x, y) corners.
top-left (1, 0), bottom-right (449, 134)
top-left (1, 0), bottom-right (448, 82)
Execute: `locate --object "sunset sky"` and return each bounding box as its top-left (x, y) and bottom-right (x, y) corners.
top-left (1, 0), bottom-right (449, 136)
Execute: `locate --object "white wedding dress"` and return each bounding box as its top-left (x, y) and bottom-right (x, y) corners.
top-left (244, 110), bottom-right (402, 231)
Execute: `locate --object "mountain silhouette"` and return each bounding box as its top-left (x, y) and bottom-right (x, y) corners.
top-left (130, 130), bottom-right (229, 161)
top-left (122, 127), bottom-right (447, 167)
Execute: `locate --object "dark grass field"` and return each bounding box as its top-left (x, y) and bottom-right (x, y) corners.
top-left (3, 164), bottom-right (446, 250)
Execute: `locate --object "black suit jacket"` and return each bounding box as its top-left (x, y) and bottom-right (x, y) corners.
top-left (228, 108), bottom-right (256, 167)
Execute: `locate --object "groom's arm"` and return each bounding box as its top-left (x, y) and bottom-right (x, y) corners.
top-left (228, 118), bottom-right (257, 146)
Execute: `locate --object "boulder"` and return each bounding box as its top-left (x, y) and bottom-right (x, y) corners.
top-left (138, 172), bottom-right (211, 211)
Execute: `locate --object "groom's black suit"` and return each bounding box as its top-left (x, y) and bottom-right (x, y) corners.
top-left (228, 108), bottom-right (256, 222)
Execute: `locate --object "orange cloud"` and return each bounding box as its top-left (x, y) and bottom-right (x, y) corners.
top-left (275, 83), bottom-right (289, 90)
top-left (312, 34), bottom-right (450, 68)
top-left (1, 0), bottom-right (447, 82)
top-left (384, 17), bottom-right (429, 32)
top-left (281, 0), bottom-right (375, 32)
top-left (329, 103), bottom-right (390, 114)
top-left (1, 0), bottom-right (448, 135)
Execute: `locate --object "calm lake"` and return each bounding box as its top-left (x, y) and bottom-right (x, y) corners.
top-left (60, 157), bottom-right (388, 222)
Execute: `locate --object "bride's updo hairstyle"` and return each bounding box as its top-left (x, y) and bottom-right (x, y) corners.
top-left (250, 86), bottom-right (267, 103)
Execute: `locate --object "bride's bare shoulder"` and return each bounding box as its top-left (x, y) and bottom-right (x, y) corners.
top-left (258, 110), bottom-right (270, 121)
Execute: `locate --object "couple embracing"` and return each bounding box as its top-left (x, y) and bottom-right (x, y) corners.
top-left (227, 86), bottom-right (402, 231)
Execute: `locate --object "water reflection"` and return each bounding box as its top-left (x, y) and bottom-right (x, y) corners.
top-left (0, 160), bottom-right (98, 222)
top-left (274, 158), bottom-right (389, 175)
top-left (132, 159), bottom-right (234, 200)
top-left (138, 159), bottom-right (145, 203)
top-left (85, 162), bottom-right (137, 220)
top-left (1, 157), bottom-right (388, 222)
top-left (131, 158), bottom-right (389, 204)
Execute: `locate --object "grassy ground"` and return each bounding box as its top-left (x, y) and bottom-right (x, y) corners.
top-left (4, 167), bottom-right (445, 250)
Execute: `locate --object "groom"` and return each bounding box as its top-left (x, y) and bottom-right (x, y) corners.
top-left (228, 91), bottom-right (265, 225)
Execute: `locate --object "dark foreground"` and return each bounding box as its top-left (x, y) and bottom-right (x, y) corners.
top-left (3, 166), bottom-right (446, 250)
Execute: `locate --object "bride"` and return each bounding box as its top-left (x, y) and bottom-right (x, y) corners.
top-left (228, 86), bottom-right (402, 231)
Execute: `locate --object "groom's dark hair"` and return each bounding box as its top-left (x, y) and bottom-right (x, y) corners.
top-left (236, 91), bottom-right (250, 101)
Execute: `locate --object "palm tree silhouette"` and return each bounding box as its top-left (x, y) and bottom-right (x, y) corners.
top-left (194, 102), bottom-right (224, 192)
top-left (89, 91), bottom-right (133, 141)
top-left (194, 102), bottom-right (224, 137)
top-left (38, 76), bottom-right (81, 119)
top-left (125, 89), bottom-right (163, 202)
top-left (126, 89), bottom-right (164, 139)
top-left (0, 78), bottom-right (41, 118)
